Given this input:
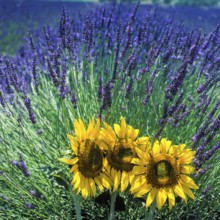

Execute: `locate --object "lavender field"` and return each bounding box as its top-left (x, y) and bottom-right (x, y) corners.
top-left (0, 1), bottom-right (219, 219)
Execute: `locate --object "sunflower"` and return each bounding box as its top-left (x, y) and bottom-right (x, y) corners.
top-left (130, 138), bottom-right (198, 209)
top-left (101, 117), bottom-right (149, 192)
top-left (60, 118), bottom-right (112, 199)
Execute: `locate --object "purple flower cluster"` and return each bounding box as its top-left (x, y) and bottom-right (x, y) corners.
top-left (11, 153), bottom-right (31, 177)
top-left (23, 95), bottom-right (36, 124)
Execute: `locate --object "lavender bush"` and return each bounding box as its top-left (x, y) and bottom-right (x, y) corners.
top-left (0, 2), bottom-right (219, 219)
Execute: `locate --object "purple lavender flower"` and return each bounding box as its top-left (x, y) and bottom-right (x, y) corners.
top-left (29, 190), bottom-right (37, 197)
top-left (83, 11), bottom-right (94, 55)
top-left (202, 186), bottom-right (210, 195)
top-left (125, 76), bottom-right (134, 99)
top-left (193, 158), bottom-right (202, 170)
top-left (11, 160), bottom-right (18, 166)
top-left (162, 48), bottom-right (172, 64)
top-left (82, 71), bottom-right (87, 82)
top-left (197, 75), bottom-right (218, 93)
top-left (54, 48), bottom-right (62, 78)
top-left (167, 93), bottom-right (183, 116)
top-left (202, 131), bottom-right (218, 146)
top-left (32, 56), bottom-right (38, 90)
top-left (59, 7), bottom-right (67, 48)
top-left (46, 58), bottom-right (59, 87)
top-left (23, 95), bottom-right (36, 124)
top-left (203, 142), bottom-right (219, 161)
top-left (187, 95), bottom-right (193, 102)
top-left (71, 93), bottom-right (77, 108)
top-left (188, 44), bottom-right (197, 64)
top-left (142, 70), bottom-right (157, 105)
top-left (59, 62), bottom-right (68, 99)
top-left (5, 59), bottom-right (20, 92)
top-left (209, 114), bottom-right (220, 132)
top-left (43, 26), bottom-right (52, 51)
top-left (165, 60), bottom-right (188, 100)
top-left (28, 31), bottom-right (35, 51)
top-left (101, 81), bottom-right (112, 111)
top-left (11, 153), bottom-right (31, 177)
top-left (24, 202), bottom-right (35, 209)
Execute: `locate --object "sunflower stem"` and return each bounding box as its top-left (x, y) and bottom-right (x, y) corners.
top-left (145, 202), bottom-right (156, 220)
top-left (108, 191), bottom-right (117, 220)
top-left (73, 193), bottom-right (82, 220)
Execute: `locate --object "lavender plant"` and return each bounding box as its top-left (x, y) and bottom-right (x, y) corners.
top-left (0, 2), bottom-right (219, 220)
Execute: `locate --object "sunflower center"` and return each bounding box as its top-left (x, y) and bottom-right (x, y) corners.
top-left (156, 160), bottom-right (172, 179)
top-left (147, 156), bottom-right (179, 187)
top-left (78, 139), bottom-right (103, 178)
top-left (107, 140), bottom-right (135, 172)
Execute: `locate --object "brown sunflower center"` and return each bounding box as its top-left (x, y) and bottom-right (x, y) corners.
top-left (147, 156), bottom-right (180, 187)
top-left (107, 140), bottom-right (135, 172)
top-left (78, 139), bottom-right (103, 178)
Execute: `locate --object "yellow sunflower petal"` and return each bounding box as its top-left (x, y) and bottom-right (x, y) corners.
top-left (166, 187), bottom-right (175, 209)
top-left (73, 170), bottom-right (80, 183)
top-left (132, 165), bottom-right (147, 175)
top-left (160, 138), bottom-right (171, 154)
top-left (131, 158), bottom-right (147, 166)
top-left (181, 166), bottom-right (195, 174)
top-left (67, 134), bottom-right (75, 142)
top-left (81, 177), bottom-right (89, 199)
top-left (59, 157), bottom-right (78, 165)
top-left (103, 122), bottom-right (116, 140)
top-left (67, 134), bottom-right (79, 154)
top-left (73, 173), bottom-right (81, 190)
top-left (73, 119), bottom-right (85, 142)
top-left (173, 184), bottom-right (187, 201)
top-left (128, 126), bottom-right (139, 140)
top-left (120, 117), bottom-right (126, 139)
top-left (130, 175), bottom-right (147, 192)
top-left (114, 123), bottom-right (121, 138)
top-left (86, 117), bottom-right (94, 137)
top-left (89, 178), bottom-right (96, 197)
top-left (130, 182), bottom-right (146, 194)
top-left (156, 188), bottom-right (167, 209)
top-left (121, 171), bottom-right (129, 192)
top-left (76, 185), bottom-right (81, 195)
top-left (113, 170), bottom-right (121, 192)
top-left (180, 174), bottom-right (199, 189)
top-left (135, 147), bottom-right (148, 161)
top-left (178, 150), bottom-right (196, 164)
top-left (136, 137), bottom-right (149, 150)
top-left (94, 176), bottom-right (104, 191)
top-left (100, 173), bottom-right (112, 189)
top-left (152, 141), bottom-right (160, 155)
top-left (70, 164), bottom-right (78, 173)
top-left (70, 141), bottom-right (79, 155)
top-left (134, 184), bottom-right (152, 197)
top-left (146, 187), bottom-right (158, 207)
top-left (129, 172), bottom-right (135, 184)
top-left (169, 144), bottom-right (186, 156)
top-left (181, 185), bottom-right (195, 200)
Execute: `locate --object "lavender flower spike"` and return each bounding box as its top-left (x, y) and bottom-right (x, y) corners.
top-left (23, 95), bottom-right (36, 124)
top-left (11, 153), bottom-right (31, 177)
